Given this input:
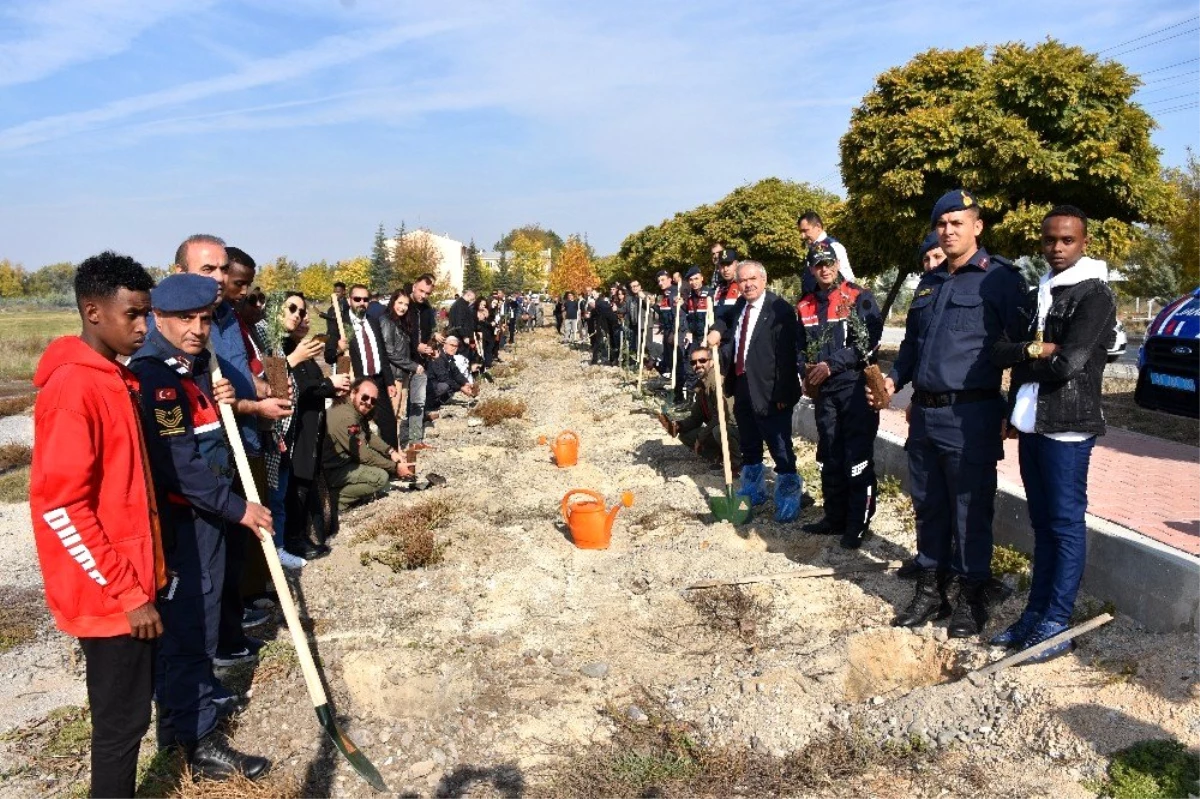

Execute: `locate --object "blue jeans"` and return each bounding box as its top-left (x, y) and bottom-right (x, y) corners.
top-left (1019, 432), bottom-right (1095, 625)
top-left (269, 466), bottom-right (290, 548)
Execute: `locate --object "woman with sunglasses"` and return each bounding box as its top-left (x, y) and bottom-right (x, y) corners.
top-left (276, 292), bottom-right (351, 562)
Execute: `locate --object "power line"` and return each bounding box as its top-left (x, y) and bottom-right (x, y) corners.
top-left (1106, 27), bottom-right (1200, 59)
top-left (1144, 93), bottom-right (1199, 106)
top-left (1154, 102), bottom-right (1199, 114)
top-left (1097, 16), bottom-right (1199, 54)
top-left (1137, 71), bottom-right (1200, 90)
top-left (1137, 57), bottom-right (1199, 76)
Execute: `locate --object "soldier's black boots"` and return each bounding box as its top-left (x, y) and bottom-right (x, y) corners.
top-left (891, 570), bottom-right (951, 627)
top-left (801, 517), bottom-right (839, 535)
top-left (947, 579), bottom-right (990, 639)
top-left (189, 733), bottom-right (270, 781)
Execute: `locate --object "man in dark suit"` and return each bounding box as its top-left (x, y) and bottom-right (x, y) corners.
top-left (447, 289), bottom-right (477, 353)
top-left (707, 260), bottom-right (804, 522)
top-left (324, 283), bottom-right (399, 448)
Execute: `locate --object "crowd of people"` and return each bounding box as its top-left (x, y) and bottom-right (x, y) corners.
top-left (27, 235), bottom-right (524, 794)
top-left (555, 193), bottom-right (1114, 673)
top-left (28, 189), bottom-right (1116, 796)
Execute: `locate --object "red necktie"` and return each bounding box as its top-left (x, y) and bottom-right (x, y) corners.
top-left (236, 317), bottom-right (264, 376)
top-left (735, 304), bottom-right (751, 376)
top-left (359, 319), bottom-right (377, 375)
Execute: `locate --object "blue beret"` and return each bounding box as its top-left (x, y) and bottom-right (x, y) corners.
top-left (151, 273), bottom-right (220, 312)
top-left (806, 242), bottom-right (838, 268)
top-left (685, 266), bottom-right (701, 278)
top-left (655, 270), bottom-right (670, 278)
top-left (718, 248), bottom-right (740, 264)
top-left (917, 231), bottom-right (941, 262)
top-left (931, 189), bottom-right (977, 224)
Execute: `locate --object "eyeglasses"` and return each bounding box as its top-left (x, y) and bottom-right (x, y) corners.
top-left (691, 358), bottom-right (710, 365)
top-left (358, 395), bottom-right (377, 405)
top-left (287, 304), bottom-right (308, 318)
top-left (350, 296), bottom-right (370, 303)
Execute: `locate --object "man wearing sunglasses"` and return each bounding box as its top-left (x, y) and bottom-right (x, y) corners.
top-left (322, 378), bottom-right (413, 512)
top-left (324, 283), bottom-right (399, 450)
top-left (661, 347), bottom-right (741, 473)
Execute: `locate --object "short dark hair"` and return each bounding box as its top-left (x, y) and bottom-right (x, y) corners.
top-left (226, 246), bottom-right (256, 272)
top-left (416, 273), bottom-right (436, 286)
top-left (1043, 204), bottom-right (1088, 234)
top-left (74, 251), bottom-right (155, 306)
top-left (349, 376), bottom-right (375, 394)
top-left (333, 281), bottom-right (346, 289)
top-left (174, 234), bottom-right (225, 269)
top-left (349, 283), bottom-right (370, 295)
top-left (798, 211), bottom-right (824, 227)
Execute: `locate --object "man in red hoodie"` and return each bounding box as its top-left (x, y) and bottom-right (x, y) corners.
top-left (29, 251), bottom-right (162, 798)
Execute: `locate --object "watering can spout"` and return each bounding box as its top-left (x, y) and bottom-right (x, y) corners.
top-left (606, 491), bottom-right (634, 535)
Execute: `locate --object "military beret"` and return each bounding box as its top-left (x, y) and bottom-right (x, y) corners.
top-left (718, 248), bottom-right (740, 265)
top-left (917, 231), bottom-right (941, 262)
top-left (685, 266), bottom-right (701, 278)
top-left (931, 189), bottom-right (977, 224)
top-left (806, 242), bottom-right (838, 268)
top-left (655, 270), bottom-right (670, 278)
top-left (151, 273), bottom-right (220, 312)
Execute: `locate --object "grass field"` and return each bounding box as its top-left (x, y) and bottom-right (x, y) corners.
top-left (0, 310), bottom-right (77, 383)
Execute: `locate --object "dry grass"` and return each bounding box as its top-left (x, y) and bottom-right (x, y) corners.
top-left (0, 310), bottom-right (77, 381)
top-left (0, 443), bottom-right (32, 472)
top-left (470, 396), bottom-right (528, 426)
top-left (0, 704), bottom-right (91, 788)
top-left (685, 585), bottom-right (772, 643)
top-left (0, 466), bottom-right (29, 503)
top-left (0, 586), bottom-right (47, 652)
top-left (171, 764), bottom-right (303, 799)
top-left (490, 358), bottom-right (527, 377)
top-left (357, 494), bottom-right (454, 572)
top-left (0, 393), bottom-right (36, 417)
top-left (538, 693), bottom-right (935, 798)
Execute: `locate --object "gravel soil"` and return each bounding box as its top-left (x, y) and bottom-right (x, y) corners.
top-left (0, 328), bottom-right (1196, 797)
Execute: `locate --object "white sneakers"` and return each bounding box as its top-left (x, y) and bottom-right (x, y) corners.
top-left (276, 547), bottom-right (307, 570)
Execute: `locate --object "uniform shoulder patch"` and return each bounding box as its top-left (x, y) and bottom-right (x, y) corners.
top-left (916, 287), bottom-right (934, 298)
top-left (154, 406), bottom-right (185, 436)
top-left (155, 387), bottom-right (177, 402)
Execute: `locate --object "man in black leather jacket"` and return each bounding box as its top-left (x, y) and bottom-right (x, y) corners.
top-left (990, 204), bottom-right (1116, 663)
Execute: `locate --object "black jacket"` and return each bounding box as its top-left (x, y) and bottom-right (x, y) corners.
top-left (283, 339), bottom-right (340, 481)
top-left (402, 300), bottom-right (437, 365)
top-left (428, 351), bottom-right (467, 392)
top-left (448, 297), bottom-right (476, 341)
top-left (993, 277), bottom-right (1115, 436)
top-left (378, 314), bottom-right (419, 380)
top-left (714, 291), bottom-right (801, 416)
top-left (323, 308), bottom-right (394, 384)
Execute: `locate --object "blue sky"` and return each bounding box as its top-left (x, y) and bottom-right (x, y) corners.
top-left (0, 0), bottom-right (1196, 270)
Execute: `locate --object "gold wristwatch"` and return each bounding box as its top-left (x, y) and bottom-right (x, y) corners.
top-left (1026, 341), bottom-right (1043, 359)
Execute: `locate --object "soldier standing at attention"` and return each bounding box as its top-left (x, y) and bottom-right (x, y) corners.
top-left (871, 190), bottom-right (1027, 639)
top-left (712, 248), bottom-right (742, 330)
top-left (129, 273), bottom-right (273, 780)
top-left (796, 242), bottom-right (884, 550)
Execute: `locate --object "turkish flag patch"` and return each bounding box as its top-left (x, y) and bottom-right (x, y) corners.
top-left (155, 388), bottom-right (177, 401)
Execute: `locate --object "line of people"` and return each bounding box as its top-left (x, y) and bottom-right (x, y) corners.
top-left (28, 235), bottom-right (508, 796)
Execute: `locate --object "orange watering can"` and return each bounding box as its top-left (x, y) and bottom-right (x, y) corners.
top-left (538, 430), bottom-right (580, 467)
top-left (560, 489), bottom-right (634, 550)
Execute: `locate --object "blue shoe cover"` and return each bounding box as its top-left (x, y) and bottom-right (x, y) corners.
top-left (773, 472), bottom-right (803, 522)
top-left (736, 463), bottom-right (768, 506)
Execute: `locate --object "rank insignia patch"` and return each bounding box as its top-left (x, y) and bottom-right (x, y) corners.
top-left (154, 406), bottom-right (185, 436)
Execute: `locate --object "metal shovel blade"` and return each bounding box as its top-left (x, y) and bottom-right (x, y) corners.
top-left (710, 486), bottom-right (752, 524)
top-left (316, 704), bottom-right (388, 792)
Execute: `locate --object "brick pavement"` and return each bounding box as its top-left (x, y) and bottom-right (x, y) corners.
top-left (878, 407), bottom-right (1200, 556)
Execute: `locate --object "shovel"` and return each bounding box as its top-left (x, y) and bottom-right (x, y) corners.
top-left (704, 308), bottom-right (751, 524)
top-left (208, 347), bottom-right (387, 792)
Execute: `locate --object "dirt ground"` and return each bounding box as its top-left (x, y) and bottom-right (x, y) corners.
top-left (0, 328), bottom-right (1197, 797)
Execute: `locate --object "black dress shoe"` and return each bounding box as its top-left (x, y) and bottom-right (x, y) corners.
top-left (947, 579), bottom-right (989, 639)
top-left (840, 526), bottom-right (870, 550)
top-left (896, 558), bottom-right (922, 579)
top-left (189, 733), bottom-right (269, 781)
top-left (801, 517), bottom-right (840, 535)
top-left (286, 542), bottom-right (330, 561)
top-left (892, 570), bottom-right (951, 627)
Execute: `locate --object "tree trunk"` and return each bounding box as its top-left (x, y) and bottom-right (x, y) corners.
top-left (880, 265), bottom-right (916, 321)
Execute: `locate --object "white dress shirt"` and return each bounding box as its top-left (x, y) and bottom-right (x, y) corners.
top-left (733, 293), bottom-right (766, 370)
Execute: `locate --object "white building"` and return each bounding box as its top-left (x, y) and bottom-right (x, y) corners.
top-left (384, 230), bottom-right (468, 293)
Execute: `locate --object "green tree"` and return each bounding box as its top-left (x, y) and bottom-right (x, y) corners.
top-left (256, 256), bottom-right (300, 293)
top-left (298, 261), bottom-right (334, 299)
top-left (494, 224), bottom-right (564, 257)
top-left (463, 239), bottom-right (485, 292)
top-left (1163, 149), bottom-right (1199, 292)
top-left (332, 256), bottom-right (372, 290)
top-left (509, 231), bottom-right (548, 291)
top-left (389, 223), bottom-right (444, 289)
top-left (369, 222), bottom-right (391, 291)
top-left (839, 39), bottom-right (1168, 315)
top-left (494, 252), bottom-right (513, 293)
top-left (25, 261), bottom-right (75, 297)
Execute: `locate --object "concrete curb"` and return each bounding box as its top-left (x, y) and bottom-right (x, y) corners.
top-left (792, 400), bottom-right (1200, 633)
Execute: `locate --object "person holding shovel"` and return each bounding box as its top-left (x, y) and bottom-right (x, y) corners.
top-left (661, 347), bottom-right (741, 473)
top-left (796, 242), bottom-right (884, 550)
top-left (129, 272), bottom-right (272, 781)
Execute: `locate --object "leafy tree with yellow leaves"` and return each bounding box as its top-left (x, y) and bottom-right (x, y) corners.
top-left (549, 236), bottom-right (599, 296)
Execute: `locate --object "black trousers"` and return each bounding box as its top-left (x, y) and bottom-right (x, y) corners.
top-left (815, 382), bottom-right (879, 537)
top-left (80, 634), bottom-right (154, 798)
top-left (733, 375), bottom-right (797, 473)
top-left (369, 374), bottom-right (399, 449)
top-left (285, 472), bottom-right (326, 549)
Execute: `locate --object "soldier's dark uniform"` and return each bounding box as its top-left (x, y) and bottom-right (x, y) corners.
top-left (654, 273), bottom-right (684, 403)
top-left (888, 190), bottom-right (1027, 636)
top-left (796, 246), bottom-right (884, 549)
top-left (682, 267), bottom-right (712, 400)
top-left (713, 251), bottom-right (743, 331)
top-left (128, 281), bottom-right (248, 751)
